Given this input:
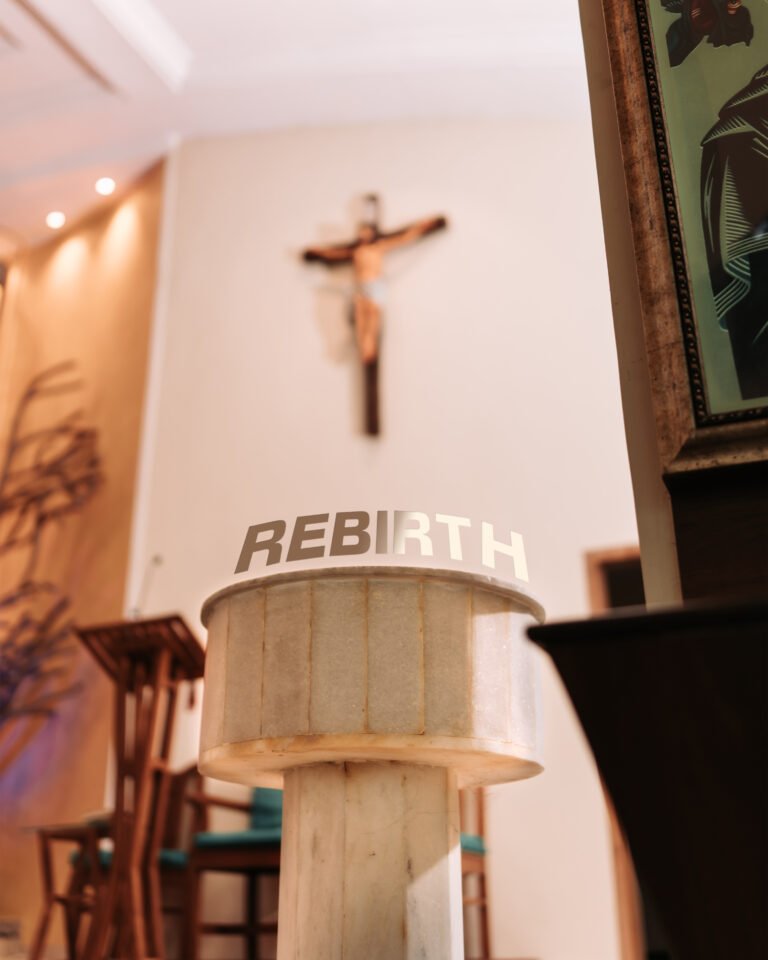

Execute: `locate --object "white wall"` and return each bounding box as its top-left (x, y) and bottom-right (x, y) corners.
top-left (129, 117), bottom-right (636, 959)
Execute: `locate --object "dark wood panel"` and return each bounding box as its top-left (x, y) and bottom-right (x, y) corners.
top-left (529, 600), bottom-right (768, 960)
top-left (665, 461), bottom-right (768, 601)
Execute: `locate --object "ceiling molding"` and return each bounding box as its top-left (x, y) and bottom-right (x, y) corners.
top-left (89, 0), bottom-right (191, 91)
top-left (11, 0), bottom-right (114, 91)
top-left (190, 42), bottom-right (584, 90)
top-left (0, 0), bottom-right (592, 249)
top-left (0, 123), bottom-right (168, 190)
top-left (0, 20), bottom-right (20, 49)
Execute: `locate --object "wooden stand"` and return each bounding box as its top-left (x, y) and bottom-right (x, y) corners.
top-left (76, 615), bottom-right (204, 960)
top-left (199, 566), bottom-right (544, 960)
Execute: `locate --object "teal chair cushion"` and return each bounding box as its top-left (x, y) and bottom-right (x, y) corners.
top-left (194, 829), bottom-right (482, 853)
top-left (192, 788), bottom-right (484, 855)
top-left (194, 827), bottom-right (282, 848)
top-left (459, 833), bottom-right (486, 855)
top-left (158, 848), bottom-right (189, 869)
top-left (250, 787), bottom-right (283, 830)
top-left (194, 830), bottom-right (482, 852)
top-left (190, 787), bottom-right (282, 851)
top-left (70, 848), bottom-right (188, 869)
top-left (69, 848), bottom-right (113, 869)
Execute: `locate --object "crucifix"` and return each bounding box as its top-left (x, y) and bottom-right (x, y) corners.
top-left (302, 194), bottom-right (448, 435)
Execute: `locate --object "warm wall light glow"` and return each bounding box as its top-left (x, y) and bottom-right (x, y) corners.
top-left (48, 235), bottom-right (88, 289)
top-left (102, 201), bottom-right (139, 272)
top-left (46, 211), bottom-right (66, 230)
top-left (95, 177), bottom-right (116, 196)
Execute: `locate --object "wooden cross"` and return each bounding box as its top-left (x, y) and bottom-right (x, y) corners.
top-left (303, 194), bottom-right (448, 435)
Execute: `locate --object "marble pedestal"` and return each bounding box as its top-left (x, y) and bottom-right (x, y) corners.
top-left (200, 567), bottom-right (544, 959)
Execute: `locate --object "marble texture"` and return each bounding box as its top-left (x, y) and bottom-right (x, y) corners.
top-left (367, 578), bottom-right (423, 734)
top-left (261, 581), bottom-right (311, 738)
top-left (422, 580), bottom-right (471, 736)
top-left (200, 567), bottom-right (543, 786)
top-left (309, 579), bottom-right (367, 734)
top-left (200, 566), bottom-right (544, 960)
top-left (277, 762), bottom-right (462, 960)
top-left (223, 588), bottom-right (265, 744)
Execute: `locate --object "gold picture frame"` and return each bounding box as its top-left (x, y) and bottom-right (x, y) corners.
top-left (583, 0), bottom-right (768, 474)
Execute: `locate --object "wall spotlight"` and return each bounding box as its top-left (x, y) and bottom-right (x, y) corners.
top-left (95, 177), bottom-right (116, 196)
top-left (46, 211), bottom-right (66, 230)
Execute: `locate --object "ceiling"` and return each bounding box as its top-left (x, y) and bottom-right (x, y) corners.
top-left (0, 0), bottom-right (590, 254)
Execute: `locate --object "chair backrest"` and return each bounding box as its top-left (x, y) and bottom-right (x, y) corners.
top-left (250, 787), bottom-right (283, 830)
top-left (161, 765), bottom-right (203, 849)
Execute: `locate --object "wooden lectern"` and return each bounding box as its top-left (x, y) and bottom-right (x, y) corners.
top-left (75, 615), bottom-right (204, 960)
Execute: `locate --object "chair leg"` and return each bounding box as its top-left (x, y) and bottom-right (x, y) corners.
top-left (147, 861), bottom-right (166, 960)
top-left (63, 857), bottom-right (88, 960)
top-left (478, 870), bottom-right (490, 960)
top-left (64, 903), bottom-right (80, 960)
top-left (28, 898), bottom-right (54, 960)
top-left (246, 872), bottom-right (259, 960)
top-left (164, 872), bottom-right (187, 960)
top-left (82, 868), bottom-right (117, 960)
top-left (28, 834), bottom-right (55, 960)
top-left (184, 866), bottom-right (202, 960)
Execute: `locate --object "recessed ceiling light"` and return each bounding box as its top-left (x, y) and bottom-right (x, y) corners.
top-left (95, 177), bottom-right (116, 196)
top-left (46, 211), bottom-right (66, 230)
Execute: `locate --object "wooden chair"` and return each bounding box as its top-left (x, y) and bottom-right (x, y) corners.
top-left (28, 818), bottom-right (110, 960)
top-left (149, 763), bottom-right (205, 953)
top-left (185, 787), bottom-right (282, 960)
top-left (460, 787), bottom-right (491, 960)
top-left (184, 785), bottom-right (489, 960)
top-left (29, 765), bottom-right (201, 960)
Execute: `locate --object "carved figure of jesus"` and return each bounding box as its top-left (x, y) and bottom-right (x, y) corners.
top-left (303, 194), bottom-right (448, 435)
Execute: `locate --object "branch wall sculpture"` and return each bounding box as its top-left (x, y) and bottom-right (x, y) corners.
top-left (0, 362), bottom-right (102, 729)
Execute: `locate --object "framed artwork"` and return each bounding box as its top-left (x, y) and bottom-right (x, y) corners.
top-left (637, 0), bottom-right (768, 424)
top-left (586, 0), bottom-right (768, 471)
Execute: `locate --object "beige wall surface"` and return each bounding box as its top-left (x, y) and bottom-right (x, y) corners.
top-left (129, 119), bottom-right (635, 959)
top-left (0, 164), bottom-right (163, 945)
